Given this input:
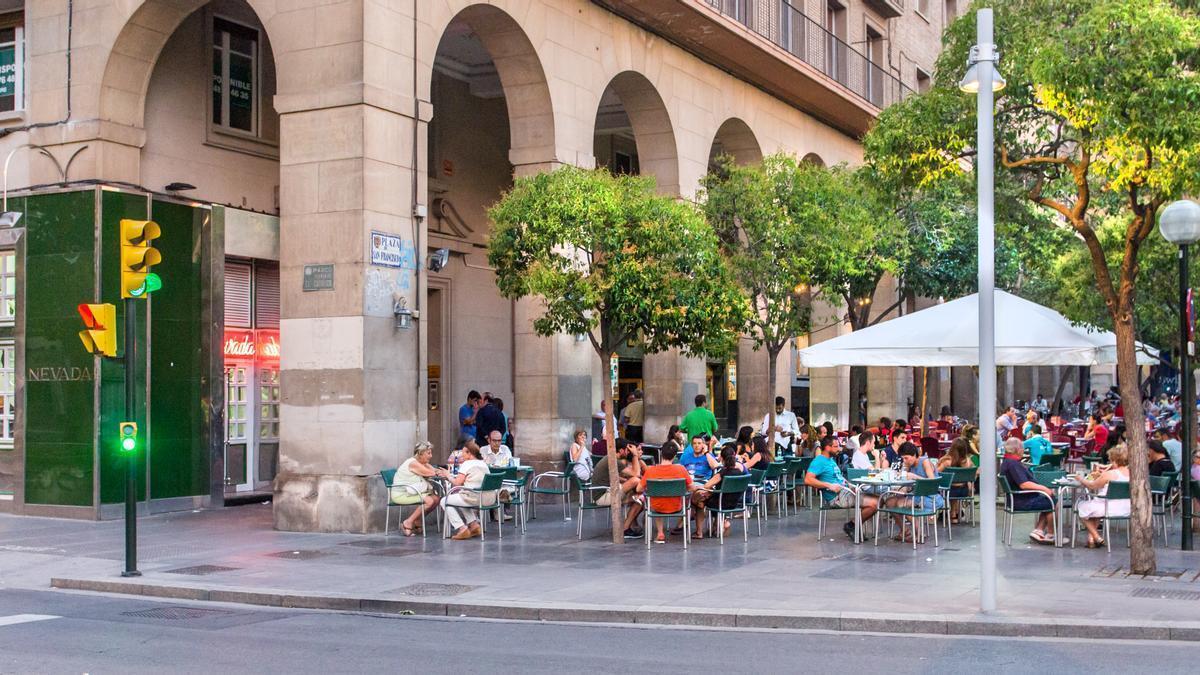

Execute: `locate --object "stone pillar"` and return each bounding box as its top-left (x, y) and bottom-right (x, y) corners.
top-left (643, 350), bottom-right (706, 443)
top-left (807, 295), bottom-right (850, 428)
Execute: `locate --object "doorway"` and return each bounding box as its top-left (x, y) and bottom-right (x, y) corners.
top-left (427, 286), bottom-right (446, 456)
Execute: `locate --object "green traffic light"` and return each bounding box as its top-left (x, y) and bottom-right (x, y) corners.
top-left (118, 421), bottom-right (137, 453)
top-left (128, 273), bottom-right (162, 298)
top-left (121, 436), bottom-right (136, 452)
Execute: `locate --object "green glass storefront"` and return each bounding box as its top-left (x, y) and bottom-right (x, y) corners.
top-left (9, 186), bottom-right (212, 515)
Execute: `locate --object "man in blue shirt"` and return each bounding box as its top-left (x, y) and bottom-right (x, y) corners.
top-left (1022, 424), bottom-right (1052, 465)
top-left (678, 433), bottom-right (717, 481)
top-left (805, 436), bottom-right (878, 539)
top-left (458, 390), bottom-right (481, 443)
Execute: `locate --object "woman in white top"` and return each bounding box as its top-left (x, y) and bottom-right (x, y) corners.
top-left (443, 443), bottom-right (494, 540)
top-left (569, 429), bottom-right (593, 481)
top-left (391, 442), bottom-right (448, 536)
top-left (1074, 443), bottom-right (1131, 549)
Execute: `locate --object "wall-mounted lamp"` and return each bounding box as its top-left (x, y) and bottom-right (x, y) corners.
top-left (394, 297), bottom-right (414, 330)
top-left (428, 247), bottom-right (449, 272)
top-left (574, 333), bottom-right (587, 343)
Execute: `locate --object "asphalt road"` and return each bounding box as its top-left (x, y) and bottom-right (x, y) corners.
top-left (1, 589), bottom-right (1198, 674)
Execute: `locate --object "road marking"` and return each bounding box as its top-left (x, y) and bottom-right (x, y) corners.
top-left (0, 614), bottom-right (60, 627)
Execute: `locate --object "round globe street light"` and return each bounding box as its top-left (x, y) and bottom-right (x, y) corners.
top-left (1160, 198), bottom-right (1200, 551)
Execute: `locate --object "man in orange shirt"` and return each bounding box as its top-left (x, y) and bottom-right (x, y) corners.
top-left (638, 441), bottom-right (693, 544)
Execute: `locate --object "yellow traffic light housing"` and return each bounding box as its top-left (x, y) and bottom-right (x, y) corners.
top-left (119, 219), bottom-right (162, 299)
top-left (77, 303), bottom-right (117, 357)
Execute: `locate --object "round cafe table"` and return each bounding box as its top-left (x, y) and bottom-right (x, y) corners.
top-left (848, 475), bottom-right (915, 544)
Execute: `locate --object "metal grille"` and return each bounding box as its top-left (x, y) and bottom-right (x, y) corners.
top-left (164, 564), bottom-right (240, 576)
top-left (224, 260), bottom-right (252, 327)
top-left (1131, 588), bottom-right (1200, 601)
top-left (267, 549), bottom-right (331, 560)
top-left (122, 606), bottom-right (235, 620)
top-left (391, 583), bottom-right (476, 597)
top-left (254, 262), bottom-right (279, 328)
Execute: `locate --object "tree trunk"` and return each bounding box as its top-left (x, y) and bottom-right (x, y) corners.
top-left (601, 350), bottom-right (624, 545)
top-left (1115, 315), bottom-right (1156, 574)
top-left (920, 366), bottom-right (928, 438)
top-left (850, 366), bottom-right (867, 426)
top-left (767, 348), bottom-right (779, 458)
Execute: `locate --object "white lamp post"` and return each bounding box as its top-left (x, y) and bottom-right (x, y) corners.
top-left (1159, 198), bottom-right (1200, 551)
top-left (960, 8), bottom-right (1005, 614)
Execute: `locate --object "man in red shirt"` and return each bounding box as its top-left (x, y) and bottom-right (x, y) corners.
top-left (638, 441), bottom-right (693, 544)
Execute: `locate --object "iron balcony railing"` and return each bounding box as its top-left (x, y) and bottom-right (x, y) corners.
top-left (703, 0), bottom-right (914, 110)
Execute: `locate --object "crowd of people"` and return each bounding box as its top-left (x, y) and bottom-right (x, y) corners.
top-left (383, 386), bottom-right (1200, 545)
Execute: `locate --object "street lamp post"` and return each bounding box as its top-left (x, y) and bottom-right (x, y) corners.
top-left (960, 8), bottom-right (1005, 613)
top-left (1159, 198), bottom-right (1200, 551)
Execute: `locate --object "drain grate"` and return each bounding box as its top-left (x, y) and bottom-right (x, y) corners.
top-left (365, 547), bottom-right (420, 557)
top-left (1131, 587), bottom-right (1200, 601)
top-left (267, 549), bottom-right (331, 560)
top-left (122, 606), bottom-right (236, 620)
top-left (164, 564), bottom-right (239, 576)
top-left (391, 583), bottom-right (477, 597)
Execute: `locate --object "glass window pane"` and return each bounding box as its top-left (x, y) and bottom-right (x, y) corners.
top-left (227, 52), bottom-right (253, 132)
top-left (212, 47), bottom-right (223, 126)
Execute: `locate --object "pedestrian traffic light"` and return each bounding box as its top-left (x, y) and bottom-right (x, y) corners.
top-left (119, 219), bottom-right (162, 299)
top-left (77, 303), bottom-right (117, 357)
top-left (118, 422), bottom-right (137, 453)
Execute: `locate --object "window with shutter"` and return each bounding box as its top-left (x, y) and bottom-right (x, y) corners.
top-left (254, 262), bottom-right (280, 328)
top-left (224, 260), bottom-right (252, 328)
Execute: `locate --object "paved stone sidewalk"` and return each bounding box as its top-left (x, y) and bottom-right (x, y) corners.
top-left (4, 503), bottom-right (1200, 638)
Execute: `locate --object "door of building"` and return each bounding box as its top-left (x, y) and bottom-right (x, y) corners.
top-left (224, 363), bottom-right (252, 491)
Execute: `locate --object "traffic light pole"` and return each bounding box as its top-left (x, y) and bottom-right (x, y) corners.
top-left (122, 297), bottom-right (140, 577)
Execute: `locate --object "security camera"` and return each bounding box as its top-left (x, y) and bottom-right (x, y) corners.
top-left (432, 247), bottom-right (451, 270)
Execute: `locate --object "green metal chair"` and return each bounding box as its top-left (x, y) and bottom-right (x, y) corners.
top-left (761, 461), bottom-right (787, 518)
top-left (1032, 469), bottom-right (1067, 487)
top-left (942, 466), bottom-right (978, 527)
top-left (845, 468), bottom-right (872, 479)
top-left (744, 468), bottom-right (766, 535)
top-left (491, 465), bottom-right (530, 534)
top-left (705, 473), bottom-right (753, 544)
top-left (530, 451), bottom-right (574, 521)
top-left (999, 475), bottom-right (1056, 546)
top-left (1040, 452), bottom-right (1066, 469)
top-left (571, 473), bottom-right (611, 540)
top-left (781, 457), bottom-right (808, 514)
top-left (644, 478), bottom-right (691, 549)
top-left (815, 483), bottom-right (855, 541)
top-left (380, 468), bottom-right (436, 538)
top-left (1081, 480), bottom-right (1131, 553)
top-left (450, 471), bottom-right (506, 541)
top-left (1081, 453), bottom-right (1104, 469)
top-left (876, 478), bottom-right (942, 549)
top-left (1150, 474), bottom-right (1173, 546)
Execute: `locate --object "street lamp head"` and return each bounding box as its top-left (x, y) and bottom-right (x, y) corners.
top-left (1160, 199), bottom-right (1200, 246)
top-left (959, 61), bottom-right (1007, 94)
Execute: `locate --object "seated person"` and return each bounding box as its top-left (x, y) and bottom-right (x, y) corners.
top-left (442, 442), bottom-right (492, 540)
top-left (593, 438), bottom-right (647, 539)
top-left (744, 435), bottom-right (774, 472)
top-left (1000, 437), bottom-right (1057, 544)
top-left (804, 436), bottom-right (879, 539)
top-left (1148, 440), bottom-right (1175, 477)
top-left (1074, 443), bottom-right (1131, 548)
top-left (638, 441), bottom-right (694, 544)
top-left (1022, 424), bottom-right (1052, 466)
top-left (878, 429), bottom-right (907, 470)
top-left (480, 430), bottom-right (514, 467)
top-left (568, 429), bottom-right (593, 481)
top-left (391, 441), bottom-right (449, 536)
top-left (694, 445), bottom-right (749, 539)
top-left (851, 431), bottom-right (877, 470)
top-left (883, 444), bottom-right (945, 539)
top-left (678, 433), bottom-right (718, 481)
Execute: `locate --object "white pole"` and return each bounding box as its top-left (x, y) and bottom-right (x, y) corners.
top-left (975, 8), bottom-right (998, 614)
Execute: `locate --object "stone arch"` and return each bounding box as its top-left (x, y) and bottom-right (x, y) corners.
top-left (100, 0), bottom-right (278, 129)
top-left (593, 71), bottom-right (680, 195)
top-left (431, 4), bottom-right (557, 170)
top-left (708, 117), bottom-right (763, 168)
top-left (801, 152), bottom-right (826, 166)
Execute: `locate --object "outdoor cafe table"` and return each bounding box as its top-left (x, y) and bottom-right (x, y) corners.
top-left (1051, 474), bottom-right (1091, 548)
top-left (849, 475), bottom-right (916, 544)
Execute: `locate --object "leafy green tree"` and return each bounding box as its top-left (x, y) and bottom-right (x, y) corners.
top-left (700, 154), bottom-right (818, 456)
top-left (865, 0), bottom-right (1200, 573)
top-left (488, 166), bottom-right (748, 544)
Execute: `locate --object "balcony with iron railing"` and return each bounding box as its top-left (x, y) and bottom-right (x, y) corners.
top-left (591, 0), bottom-right (916, 136)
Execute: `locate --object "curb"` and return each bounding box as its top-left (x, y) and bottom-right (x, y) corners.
top-left (49, 577), bottom-right (1200, 642)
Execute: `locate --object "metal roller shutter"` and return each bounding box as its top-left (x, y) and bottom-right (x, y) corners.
top-left (224, 260), bottom-right (252, 328)
top-left (254, 263), bottom-right (280, 329)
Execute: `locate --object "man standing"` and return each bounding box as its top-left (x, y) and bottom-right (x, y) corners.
top-left (995, 406), bottom-right (1017, 447)
top-left (459, 390), bottom-right (482, 444)
top-left (474, 395), bottom-right (507, 447)
top-left (621, 389), bottom-right (645, 443)
top-left (760, 396), bottom-right (799, 454)
top-left (680, 394), bottom-right (718, 440)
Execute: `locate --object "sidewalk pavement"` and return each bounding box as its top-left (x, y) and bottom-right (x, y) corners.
top-left (5, 502), bottom-right (1200, 639)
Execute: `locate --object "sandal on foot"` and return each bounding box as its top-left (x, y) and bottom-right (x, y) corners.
top-left (400, 523), bottom-right (414, 537)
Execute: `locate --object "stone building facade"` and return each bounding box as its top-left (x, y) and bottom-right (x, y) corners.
top-left (0, 0), bottom-right (1029, 531)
